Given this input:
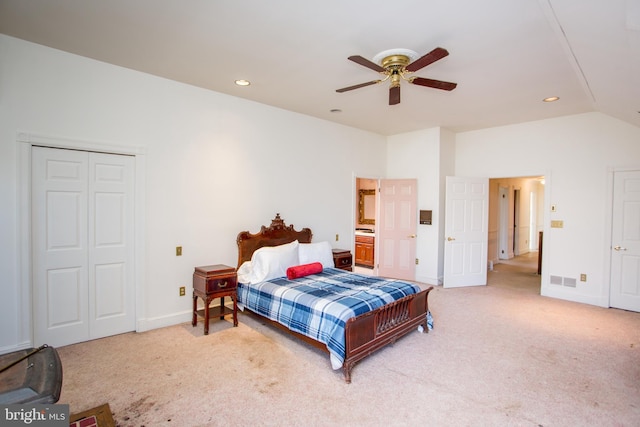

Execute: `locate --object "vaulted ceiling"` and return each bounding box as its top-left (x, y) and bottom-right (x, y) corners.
top-left (1, 0), bottom-right (638, 135)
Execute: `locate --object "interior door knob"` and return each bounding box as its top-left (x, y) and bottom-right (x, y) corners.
top-left (613, 246), bottom-right (627, 251)
top-left (408, 234), bottom-right (416, 238)
top-left (447, 237), bottom-right (455, 241)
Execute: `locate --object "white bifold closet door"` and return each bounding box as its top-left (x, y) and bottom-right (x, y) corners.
top-left (32, 146), bottom-right (135, 347)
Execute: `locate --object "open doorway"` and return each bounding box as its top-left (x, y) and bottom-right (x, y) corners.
top-left (488, 176), bottom-right (544, 293)
top-left (354, 177), bottom-right (377, 276)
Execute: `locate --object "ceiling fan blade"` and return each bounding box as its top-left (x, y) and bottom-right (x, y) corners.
top-left (348, 55), bottom-right (386, 72)
top-left (410, 77), bottom-right (457, 91)
top-left (336, 80), bottom-right (381, 93)
top-left (389, 85), bottom-right (401, 105)
top-left (405, 47), bottom-right (449, 73)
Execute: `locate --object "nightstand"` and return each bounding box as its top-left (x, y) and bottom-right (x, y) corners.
top-left (332, 249), bottom-right (353, 271)
top-left (192, 264), bottom-right (238, 335)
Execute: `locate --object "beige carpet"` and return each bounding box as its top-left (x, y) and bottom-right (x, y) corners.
top-left (57, 255), bottom-right (640, 426)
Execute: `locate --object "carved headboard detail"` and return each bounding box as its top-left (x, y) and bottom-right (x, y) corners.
top-left (236, 214), bottom-right (313, 267)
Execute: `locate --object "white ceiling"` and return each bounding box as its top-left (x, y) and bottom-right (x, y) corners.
top-left (1, 0), bottom-right (638, 135)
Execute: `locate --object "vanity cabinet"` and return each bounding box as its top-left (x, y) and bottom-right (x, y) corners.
top-left (355, 235), bottom-right (375, 268)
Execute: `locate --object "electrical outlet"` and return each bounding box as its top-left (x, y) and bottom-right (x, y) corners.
top-left (580, 274), bottom-right (587, 282)
top-left (179, 286), bottom-right (186, 296)
top-left (176, 246), bottom-right (182, 256)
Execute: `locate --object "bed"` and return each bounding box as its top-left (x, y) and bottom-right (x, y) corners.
top-left (235, 214), bottom-right (434, 383)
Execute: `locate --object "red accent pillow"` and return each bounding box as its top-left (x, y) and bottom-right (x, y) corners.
top-left (286, 262), bottom-right (323, 279)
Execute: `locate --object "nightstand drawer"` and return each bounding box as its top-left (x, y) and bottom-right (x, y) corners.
top-left (193, 274), bottom-right (236, 294)
top-left (332, 249), bottom-right (353, 271)
top-left (193, 264), bottom-right (237, 294)
top-left (335, 254), bottom-right (353, 268)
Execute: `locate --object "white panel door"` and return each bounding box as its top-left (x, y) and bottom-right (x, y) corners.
top-left (377, 179), bottom-right (417, 281)
top-left (33, 147), bottom-right (90, 346)
top-left (32, 147), bottom-right (135, 347)
top-left (444, 176), bottom-right (489, 288)
top-left (89, 152), bottom-right (136, 338)
top-left (610, 170), bottom-right (640, 312)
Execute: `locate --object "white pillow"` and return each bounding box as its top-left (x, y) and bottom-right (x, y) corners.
top-left (237, 260), bottom-right (254, 284)
top-left (299, 241), bottom-right (334, 269)
top-left (250, 240), bottom-right (300, 283)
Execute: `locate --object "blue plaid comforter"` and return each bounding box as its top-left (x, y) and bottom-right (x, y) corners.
top-left (237, 267), bottom-right (422, 369)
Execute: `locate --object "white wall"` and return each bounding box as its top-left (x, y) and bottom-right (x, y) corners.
top-left (438, 129), bottom-right (456, 279)
top-left (387, 128), bottom-right (446, 285)
top-left (455, 113), bottom-right (640, 306)
top-left (0, 35), bottom-right (387, 352)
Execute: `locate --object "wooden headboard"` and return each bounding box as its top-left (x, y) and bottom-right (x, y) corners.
top-left (236, 214), bottom-right (313, 268)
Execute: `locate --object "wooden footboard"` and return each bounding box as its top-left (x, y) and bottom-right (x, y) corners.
top-left (342, 286), bottom-right (433, 383)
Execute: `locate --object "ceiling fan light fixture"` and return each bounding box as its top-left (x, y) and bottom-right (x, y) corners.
top-left (336, 46), bottom-right (456, 105)
top-left (390, 72), bottom-right (402, 88)
top-left (373, 48), bottom-right (419, 66)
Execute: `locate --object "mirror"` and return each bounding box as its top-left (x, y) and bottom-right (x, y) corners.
top-left (358, 189), bottom-right (376, 225)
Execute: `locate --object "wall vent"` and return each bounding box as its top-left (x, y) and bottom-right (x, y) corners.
top-left (550, 275), bottom-right (563, 285)
top-left (550, 275), bottom-right (577, 287)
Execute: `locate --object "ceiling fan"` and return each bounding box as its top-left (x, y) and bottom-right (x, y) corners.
top-left (336, 47), bottom-right (457, 105)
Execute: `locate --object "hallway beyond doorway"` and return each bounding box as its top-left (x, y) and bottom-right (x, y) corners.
top-left (488, 252), bottom-right (540, 294)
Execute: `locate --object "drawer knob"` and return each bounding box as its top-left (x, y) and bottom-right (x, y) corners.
top-left (219, 280), bottom-right (228, 288)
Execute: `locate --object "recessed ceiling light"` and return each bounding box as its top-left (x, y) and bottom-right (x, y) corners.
top-left (543, 96), bottom-right (560, 102)
top-left (330, 109), bottom-right (342, 113)
top-left (235, 79), bottom-right (251, 86)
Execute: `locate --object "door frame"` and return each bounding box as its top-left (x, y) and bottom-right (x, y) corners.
top-left (17, 132), bottom-right (147, 348)
top-left (353, 173), bottom-right (382, 275)
top-left (513, 188), bottom-right (521, 256)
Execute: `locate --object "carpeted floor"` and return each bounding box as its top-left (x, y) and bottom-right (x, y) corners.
top-left (56, 254), bottom-right (640, 426)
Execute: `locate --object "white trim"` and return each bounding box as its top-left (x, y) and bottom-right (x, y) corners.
top-left (542, 285), bottom-right (608, 307)
top-left (603, 167), bottom-right (615, 308)
top-left (17, 132), bottom-right (147, 347)
top-left (137, 311), bottom-right (192, 332)
top-left (539, 169), bottom-right (552, 297)
top-left (17, 132), bottom-right (146, 156)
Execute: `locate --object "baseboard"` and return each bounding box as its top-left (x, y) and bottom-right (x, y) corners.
top-left (415, 275), bottom-right (441, 286)
top-left (136, 310), bottom-right (192, 333)
top-left (541, 284), bottom-right (608, 307)
top-left (0, 341), bottom-right (32, 355)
